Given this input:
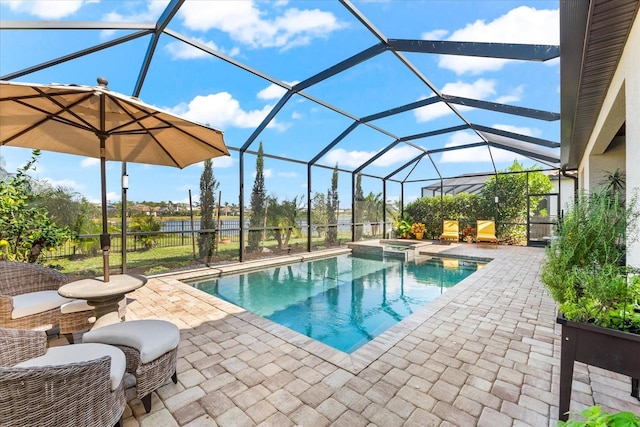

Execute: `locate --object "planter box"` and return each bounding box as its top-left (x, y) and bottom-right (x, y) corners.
top-left (557, 314), bottom-right (640, 421)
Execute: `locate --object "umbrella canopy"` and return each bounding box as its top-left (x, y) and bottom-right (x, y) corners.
top-left (0, 78), bottom-right (229, 281)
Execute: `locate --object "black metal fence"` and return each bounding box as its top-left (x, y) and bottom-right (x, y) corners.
top-left (41, 218), bottom-right (391, 261)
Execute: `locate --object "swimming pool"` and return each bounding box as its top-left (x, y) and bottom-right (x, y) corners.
top-left (189, 254), bottom-right (484, 353)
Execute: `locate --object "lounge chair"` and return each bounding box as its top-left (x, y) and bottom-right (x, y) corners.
top-left (476, 220), bottom-right (498, 245)
top-left (439, 220), bottom-right (459, 243)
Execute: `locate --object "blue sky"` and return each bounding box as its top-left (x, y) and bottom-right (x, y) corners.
top-left (0, 0), bottom-right (560, 207)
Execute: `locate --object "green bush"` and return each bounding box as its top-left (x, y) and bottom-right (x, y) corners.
top-left (129, 213), bottom-right (162, 250)
top-left (558, 405), bottom-right (640, 426)
top-left (404, 162), bottom-right (551, 243)
top-left (0, 151), bottom-right (70, 262)
top-left (541, 190), bottom-right (640, 333)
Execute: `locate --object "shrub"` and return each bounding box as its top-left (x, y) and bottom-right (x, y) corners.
top-left (558, 405), bottom-right (640, 426)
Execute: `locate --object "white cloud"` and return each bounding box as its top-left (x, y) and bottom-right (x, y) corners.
top-left (212, 156), bottom-right (234, 168)
top-left (81, 157), bottom-right (99, 168)
top-left (171, 92), bottom-right (284, 130)
top-left (324, 145), bottom-right (422, 169)
top-left (6, 0), bottom-right (95, 19)
top-left (101, 1), bottom-right (168, 36)
top-left (437, 6), bottom-right (559, 75)
top-left (106, 191), bottom-right (121, 202)
top-left (372, 146), bottom-right (424, 167)
top-left (291, 111), bottom-right (302, 120)
top-left (165, 38), bottom-right (227, 59)
top-left (414, 80), bottom-right (526, 123)
top-left (414, 79), bottom-right (496, 122)
top-left (103, 1), bottom-right (167, 22)
top-left (324, 148), bottom-right (374, 168)
top-left (257, 81), bottom-right (298, 100)
top-left (439, 131), bottom-right (491, 163)
top-left (495, 85), bottom-right (524, 104)
top-left (493, 124), bottom-right (540, 138)
top-left (192, 155), bottom-right (234, 169)
top-left (421, 29), bottom-right (448, 40)
top-left (439, 126), bottom-right (539, 163)
top-left (443, 78), bottom-right (497, 98)
top-left (179, 1), bottom-right (345, 50)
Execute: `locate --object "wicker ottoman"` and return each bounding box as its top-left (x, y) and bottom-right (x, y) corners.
top-left (82, 319), bottom-right (180, 413)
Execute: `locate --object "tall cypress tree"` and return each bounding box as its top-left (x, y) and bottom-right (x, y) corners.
top-left (355, 173), bottom-right (364, 240)
top-left (199, 158), bottom-right (218, 259)
top-left (326, 164), bottom-right (339, 245)
top-left (248, 141), bottom-right (266, 252)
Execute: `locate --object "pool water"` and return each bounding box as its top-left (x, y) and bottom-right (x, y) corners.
top-left (189, 254), bottom-right (484, 353)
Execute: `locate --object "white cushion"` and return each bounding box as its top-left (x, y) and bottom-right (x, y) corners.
top-left (11, 291), bottom-right (74, 319)
top-left (15, 343), bottom-right (126, 391)
top-left (83, 319), bottom-right (179, 364)
top-left (60, 299), bottom-right (94, 314)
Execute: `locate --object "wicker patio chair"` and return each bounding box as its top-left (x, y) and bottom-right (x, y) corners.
top-left (0, 327), bottom-right (126, 427)
top-left (0, 261), bottom-right (94, 334)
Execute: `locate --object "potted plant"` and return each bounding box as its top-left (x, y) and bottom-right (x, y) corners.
top-left (396, 219), bottom-right (412, 239)
top-left (541, 188), bottom-right (640, 421)
top-left (461, 226), bottom-right (475, 243)
top-left (411, 222), bottom-right (426, 240)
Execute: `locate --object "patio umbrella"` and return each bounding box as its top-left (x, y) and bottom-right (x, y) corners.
top-left (0, 78), bottom-right (229, 281)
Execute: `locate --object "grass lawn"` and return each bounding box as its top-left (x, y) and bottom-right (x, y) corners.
top-left (49, 231), bottom-right (357, 279)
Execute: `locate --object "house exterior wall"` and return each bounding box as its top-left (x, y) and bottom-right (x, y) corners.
top-left (588, 135), bottom-right (625, 190)
top-left (555, 177), bottom-right (576, 218)
top-left (627, 17), bottom-right (640, 269)
top-left (579, 13), bottom-right (640, 267)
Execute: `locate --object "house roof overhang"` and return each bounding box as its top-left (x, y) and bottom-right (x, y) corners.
top-left (560, 0), bottom-right (639, 168)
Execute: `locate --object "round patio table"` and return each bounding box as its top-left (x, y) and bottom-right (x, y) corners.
top-left (58, 274), bottom-right (147, 330)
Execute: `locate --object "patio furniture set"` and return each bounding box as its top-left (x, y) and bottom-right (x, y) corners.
top-left (439, 219), bottom-right (499, 244)
top-left (0, 261), bottom-right (180, 426)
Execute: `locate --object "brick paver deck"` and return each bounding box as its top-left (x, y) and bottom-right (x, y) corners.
top-left (105, 244), bottom-right (639, 426)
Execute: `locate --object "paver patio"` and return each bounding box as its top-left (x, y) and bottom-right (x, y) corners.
top-left (90, 244), bottom-right (639, 426)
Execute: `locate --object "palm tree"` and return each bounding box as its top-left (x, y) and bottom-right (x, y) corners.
top-left (363, 192), bottom-right (383, 237)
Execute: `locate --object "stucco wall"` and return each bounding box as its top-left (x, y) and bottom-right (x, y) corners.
top-left (626, 16), bottom-right (640, 269)
top-left (588, 135), bottom-right (625, 190)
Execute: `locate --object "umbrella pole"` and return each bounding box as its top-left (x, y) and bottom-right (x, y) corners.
top-left (99, 137), bottom-right (110, 282)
